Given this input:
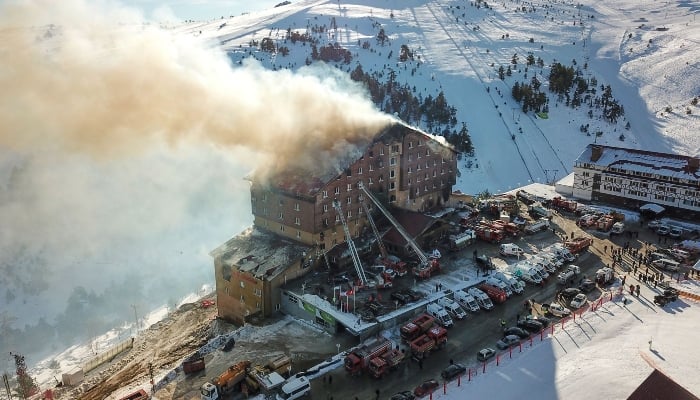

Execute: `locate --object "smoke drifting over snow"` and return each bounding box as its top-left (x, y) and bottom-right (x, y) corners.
top-left (0, 0), bottom-right (390, 364)
top-left (0, 0), bottom-right (391, 168)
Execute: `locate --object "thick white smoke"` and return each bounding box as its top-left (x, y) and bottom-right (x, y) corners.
top-left (0, 0), bottom-right (391, 364)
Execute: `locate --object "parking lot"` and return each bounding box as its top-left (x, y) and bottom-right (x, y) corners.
top-left (307, 207), bottom-right (627, 400)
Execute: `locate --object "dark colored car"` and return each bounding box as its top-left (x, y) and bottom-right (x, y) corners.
top-left (391, 391), bottom-right (416, 400)
top-left (391, 291), bottom-right (412, 305)
top-left (503, 326), bottom-right (530, 339)
top-left (222, 337), bottom-right (236, 352)
top-left (530, 315), bottom-right (551, 328)
top-left (402, 288), bottom-right (424, 302)
top-left (517, 318), bottom-right (544, 333)
top-left (414, 379), bottom-right (439, 397)
top-left (579, 279), bottom-right (596, 293)
top-left (441, 363), bottom-right (467, 381)
top-left (560, 287), bottom-right (582, 302)
top-left (496, 334), bottom-right (521, 349)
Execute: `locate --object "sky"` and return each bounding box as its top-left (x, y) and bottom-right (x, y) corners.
top-left (121, 0), bottom-right (286, 21)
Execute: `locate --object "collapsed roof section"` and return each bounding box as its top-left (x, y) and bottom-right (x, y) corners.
top-left (210, 227), bottom-right (311, 280)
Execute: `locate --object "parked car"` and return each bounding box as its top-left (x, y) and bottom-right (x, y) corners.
top-left (647, 220), bottom-right (662, 230)
top-left (569, 293), bottom-right (588, 309)
top-left (496, 334), bottom-right (521, 349)
top-left (477, 347), bottom-right (496, 362)
top-left (545, 302), bottom-right (571, 317)
top-left (669, 226), bottom-right (683, 238)
top-left (518, 318), bottom-right (544, 333)
top-left (391, 391), bottom-right (416, 400)
top-left (391, 291), bottom-right (412, 305)
top-left (559, 287), bottom-right (582, 302)
top-left (441, 363), bottom-right (467, 381)
top-left (503, 326), bottom-right (530, 339)
top-left (530, 315), bottom-right (551, 328)
top-left (656, 225), bottom-right (671, 235)
top-left (414, 379), bottom-right (440, 397)
top-left (579, 279), bottom-right (596, 293)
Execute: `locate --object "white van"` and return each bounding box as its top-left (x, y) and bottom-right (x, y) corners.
top-left (427, 303), bottom-right (454, 327)
top-left (499, 243), bottom-right (524, 257)
top-left (454, 290), bottom-right (480, 312)
top-left (485, 276), bottom-right (513, 297)
top-left (276, 376), bottom-right (311, 400)
top-left (467, 287), bottom-right (494, 310)
top-left (437, 297), bottom-right (467, 320)
top-left (652, 258), bottom-right (680, 272)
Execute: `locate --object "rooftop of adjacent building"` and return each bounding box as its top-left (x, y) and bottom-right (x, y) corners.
top-left (576, 144), bottom-right (700, 181)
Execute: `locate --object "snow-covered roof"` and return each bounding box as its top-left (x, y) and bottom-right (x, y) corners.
top-left (210, 227), bottom-right (311, 280)
top-left (575, 145), bottom-right (700, 182)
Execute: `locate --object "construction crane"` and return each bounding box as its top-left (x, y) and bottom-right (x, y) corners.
top-left (357, 183), bottom-right (439, 278)
top-left (332, 200), bottom-right (369, 286)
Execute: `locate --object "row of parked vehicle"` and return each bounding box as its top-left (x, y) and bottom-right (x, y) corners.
top-left (648, 220), bottom-right (685, 238)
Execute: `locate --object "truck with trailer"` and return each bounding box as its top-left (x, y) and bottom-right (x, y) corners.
top-left (367, 348), bottom-right (405, 378)
top-left (409, 326), bottom-right (448, 360)
top-left (467, 287), bottom-right (494, 310)
top-left (400, 314), bottom-right (435, 343)
top-left (201, 360), bottom-right (252, 400)
top-left (454, 290), bottom-right (481, 312)
top-left (344, 337), bottom-right (393, 376)
top-left (478, 283), bottom-right (508, 304)
top-left (551, 196), bottom-right (578, 213)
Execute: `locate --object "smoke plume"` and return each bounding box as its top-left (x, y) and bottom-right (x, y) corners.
top-left (0, 0), bottom-right (392, 168)
top-left (0, 0), bottom-right (391, 366)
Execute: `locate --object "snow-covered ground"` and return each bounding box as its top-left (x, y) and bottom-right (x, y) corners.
top-left (2, 0), bottom-right (699, 392)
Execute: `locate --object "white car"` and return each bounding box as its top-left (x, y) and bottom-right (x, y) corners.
top-left (569, 293), bottom-right (588, 309)
top-left (547, 302), bottom-right (572, 317)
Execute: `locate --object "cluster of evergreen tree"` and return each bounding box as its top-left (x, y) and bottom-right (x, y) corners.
top-left (350, 65), bottom-right (473, 155)
top-left (311, 43), bottom-right (353, 63)
top-left (508, 61), bottom-right (624, 124)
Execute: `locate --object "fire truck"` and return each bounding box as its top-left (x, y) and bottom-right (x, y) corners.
top-left (410, 326), bottom-right (448, 360)
top-left (344, 337), bottom-right (393, 376)
top-left (565, 237), bottom-right (593, 254)
top-left (368, 348), bottom-right (405, 378)
top-left (400, 313), bottom-right (435, 343)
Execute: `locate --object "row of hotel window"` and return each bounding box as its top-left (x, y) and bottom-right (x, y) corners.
top-left (580, 168), bottom-right (693, 185)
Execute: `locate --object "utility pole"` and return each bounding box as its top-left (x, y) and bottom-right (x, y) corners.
top-left (131, 304), bottom-right (139, 335)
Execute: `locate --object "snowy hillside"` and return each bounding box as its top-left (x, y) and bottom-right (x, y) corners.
top-left (1, 0), bottom-right (699, 377)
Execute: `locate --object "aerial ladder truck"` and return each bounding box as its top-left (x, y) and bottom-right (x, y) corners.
top-left (357, 183), bottom-right (440, 279)
top-left (359, 195), bottom-right (408, 277)
top-left (333, 199), bottom-right (383, 290)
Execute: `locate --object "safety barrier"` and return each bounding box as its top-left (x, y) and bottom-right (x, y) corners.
top-left (678, 290), bottom-right (700, 302)
top-left (425, 292), bottom-right (615, 398)
top-left (82, 337), bottom-right (135, 373)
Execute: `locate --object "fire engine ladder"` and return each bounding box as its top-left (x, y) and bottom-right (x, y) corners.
top-left (359, 195), bottom-right (388, 260)
top-left (358, 183), bottom-right (429, 267)
top-left (332, 200), bottom-right (368, 286)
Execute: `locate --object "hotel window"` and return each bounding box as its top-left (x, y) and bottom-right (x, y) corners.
top-left (335, 215), bottom-right (340, 222)
top-left (368, 177), bottom-right (373, 185)
top-left (278, 212), bottom-right (283, 219)
top-left (390, 169), bottom-right (395, 178)
top-left (390, 182), bottom-right (396, 190)
top-left (294, 202), bottom-right (300, 211)
top-left (262, 194), bottom-right (267, 202)
top-left (369, 164), bottom-right (374, 172)
top-left (380, 147), bottom-right (384, 155)
top-left (408, 153), bottom-right (412, 161)
top-left (323, 204), bottom-right (328, 213)
top-left (408, 167), bottom-right (412, 174)
top-left (391, 145), bottom-right (399, 153)
top-left (378, 175), bottom-right (384, 182)
top-left (425, 149), bottom-right (430, 156)
top-left (347, 183), bottom-right (352, 192)
top-left (347, 196), bottom-right (352, 205)
top-left (294, 217), bottom-right (300, 225)
top-left (358, 167), bottom-right (363, 174)
top-left (334, 187), bottom-right (340, 195)
top-left (409, 141), bottom-right (414, 148)
top-left (322, 190), bottom-right (328, 198)
top-left (296, 231), bottom-right (301, 239)
top-left (390, 157), bottom-right (396, 166)
top-left (347, 210), bottom-right (352, 218)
